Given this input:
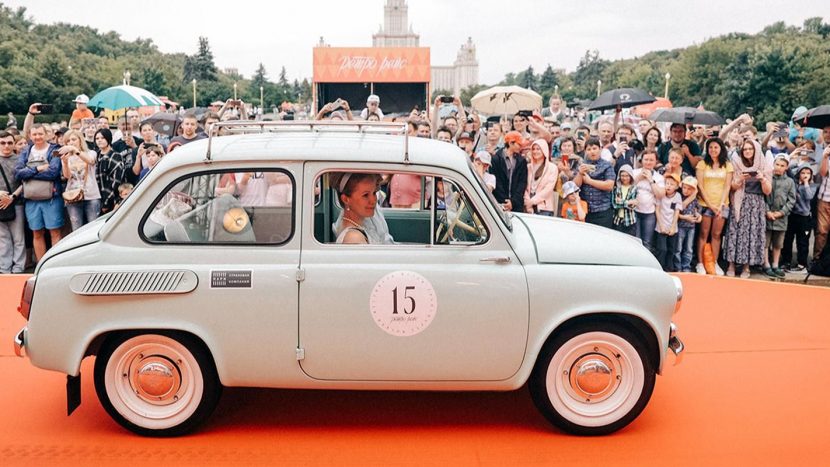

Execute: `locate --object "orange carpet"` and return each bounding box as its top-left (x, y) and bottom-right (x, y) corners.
top-left (2, 273), bottom-right (829, 466)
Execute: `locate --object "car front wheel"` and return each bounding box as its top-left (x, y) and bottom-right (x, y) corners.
top-left (94, 331), bottom-right (222, 436)
top-left (529, 322), bottom-right (655, 435)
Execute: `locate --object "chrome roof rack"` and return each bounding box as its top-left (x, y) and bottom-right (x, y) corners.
top-left (204, 120), bottom-right (410, 163)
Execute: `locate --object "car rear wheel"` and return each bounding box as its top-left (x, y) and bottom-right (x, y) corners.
top-left (94, 331), bottom-right (222, 436)
top-left (529, 322), bottom-right (655, 435)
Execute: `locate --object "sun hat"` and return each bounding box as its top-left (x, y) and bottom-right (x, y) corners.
top-left (474, 151), bottom-right (492, 166)
top-left (562, 181), bottom-right (580, 197)
top-left (681, 176), bottom-right (698, 189)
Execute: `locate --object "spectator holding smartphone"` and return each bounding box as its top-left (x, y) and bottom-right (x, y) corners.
top-left (574, 138), bottom-right (615, 228)
top-left (659, 123), bottom-right (702, 174)
top-left (725, 139), bottom-right (772, 278)
top-left (632, 150), bottom-right (666, 251)
top-left (601, 125), bottom-right (637, 173)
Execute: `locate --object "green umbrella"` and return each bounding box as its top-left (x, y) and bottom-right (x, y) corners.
top-left (89, 85), bottom-right (164, 110)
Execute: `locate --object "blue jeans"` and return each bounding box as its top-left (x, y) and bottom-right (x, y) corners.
top-left (0, 205), bottom-right (26, 273)
top-left (66, 199), bottom-right (102, 232)
top-left (635, 212), bottom-right (656, 251)
top-left (674, 226), bottom-right (695, 272)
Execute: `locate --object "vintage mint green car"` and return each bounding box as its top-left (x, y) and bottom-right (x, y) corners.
top-left (14, 121), bottom-right (683, 436)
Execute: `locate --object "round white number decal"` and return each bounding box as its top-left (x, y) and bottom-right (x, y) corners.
top-left (369, 271), bottom-right (437, 337)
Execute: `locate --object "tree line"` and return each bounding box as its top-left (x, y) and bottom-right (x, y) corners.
top-left (1, 3), bottom-right (828, 123)
top-left (0, 4), bottom-right (310, 115)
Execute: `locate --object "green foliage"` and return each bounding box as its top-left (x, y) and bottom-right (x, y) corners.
top-left (497, 18), bottom-right (830, 120)
top-left (0, 5), bottom-right (310, 114)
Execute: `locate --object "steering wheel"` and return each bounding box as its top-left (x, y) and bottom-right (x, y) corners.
top-left (436, 192), bottom-right (479, 243)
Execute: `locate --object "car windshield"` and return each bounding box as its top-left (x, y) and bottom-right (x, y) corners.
top-left (467, 159), bottom-right (511, 230)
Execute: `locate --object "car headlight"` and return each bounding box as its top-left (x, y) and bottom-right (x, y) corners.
top-left (671, 276), bottom-right (683, 315)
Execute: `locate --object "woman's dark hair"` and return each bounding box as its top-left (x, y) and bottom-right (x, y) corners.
top-left (559, 137), bottom-right (576, 152)
top-left (644, 126), bottom-right (662, 146)
top-left (584, 137), bottom-right (601, 149)
top-left (139, 122), bottom-right (154, 131)
top-left (703, 137), bottom-right (728, 168)
top-left (739, 140), bottom-right (755, 167)
top-left (94, 128), bottom-right (113, 147)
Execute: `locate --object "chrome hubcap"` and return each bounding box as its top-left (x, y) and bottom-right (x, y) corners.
top-left (566, 349), bottom-right (621, 403)
top-left (129, 355), bottom-right (182, 405)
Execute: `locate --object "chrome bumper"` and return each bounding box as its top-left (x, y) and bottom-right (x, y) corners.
top-left (13, 326), bottom-right (26, 358)
top-left (668, 322), bottom-right (684, 365)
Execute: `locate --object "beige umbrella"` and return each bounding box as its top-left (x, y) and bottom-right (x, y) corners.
top-left (471, 86), bottom-right (543, 115)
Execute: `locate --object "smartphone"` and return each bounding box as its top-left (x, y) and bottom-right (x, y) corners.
top-left (37, 104), bottom-right (54, 113)
top-left (517, 110), bottom-right (533, 118)
top-left (229, 99), bottom-right (241, 107)
top-left (439, 96), bottom-right (454, 104)
top-left (619, 135), bottom-right (627, 143)
top-left (562, 154), bottom-right (569, 165)
top-left (745, 171), bottom-right (757, 177)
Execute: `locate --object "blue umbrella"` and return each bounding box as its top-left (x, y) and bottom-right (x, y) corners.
top-left (89, 85), bottom-right (164, 110)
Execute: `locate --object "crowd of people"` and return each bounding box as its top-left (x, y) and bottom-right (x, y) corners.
top-left (2, 92), bottom-right (829, 279)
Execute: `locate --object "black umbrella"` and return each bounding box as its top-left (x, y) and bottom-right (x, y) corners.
top-left (649, 107), bottom-right (725, 126)
top-left (142, 112), bottom-right (181, 137)
top-left (588, 88), bottom-right (655, 111)
top-left (795, 105), bottom-right (830, 129)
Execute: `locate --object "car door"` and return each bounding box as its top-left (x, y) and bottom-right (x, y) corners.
top-left (298, 163), bottom-right (529, 381)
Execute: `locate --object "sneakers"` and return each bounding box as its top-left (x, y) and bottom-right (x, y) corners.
top-left (715, 264), bottom-right (725, 276)
top-left (785, 264), bottom-right (806, 273)
top-left (696, 263), bottom-right (706, 275)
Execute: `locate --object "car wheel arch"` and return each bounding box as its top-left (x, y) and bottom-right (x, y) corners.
top-left (535, 312), bottom-right (661, 375)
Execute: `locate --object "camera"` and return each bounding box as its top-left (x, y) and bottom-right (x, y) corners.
top-left (439, 96), bottom-right (454, 104)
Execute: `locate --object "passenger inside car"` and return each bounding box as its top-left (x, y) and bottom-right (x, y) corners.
top-left (332, 172), bottom-right (394, 245)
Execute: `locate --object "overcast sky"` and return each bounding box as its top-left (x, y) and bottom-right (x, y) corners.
top-left (5, 0), bottom-right (827, 84)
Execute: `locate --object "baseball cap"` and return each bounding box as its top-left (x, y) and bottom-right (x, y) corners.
top-left (681, 176), bottom-right (698, 189)
top-left (792, 106), bottom-right (808, 121)
top-left (503, 131), bottom-right (526, 145)
top-left (562, 181), bottom-right (580, 197)
top-left (367, 94), bottom-right (380, 104)
top-left (73, 94), bottom-right (89, 104)
top-left (561, 122), bottom-right (573, 130)
top-left (474, 151), bottom-right (492, 166)
top-left (457, 132), bottom-right (473, 142)
top-left (55, 127), bottom-right (70, 135)
top-left (665, 172), bottom-right (682, 184)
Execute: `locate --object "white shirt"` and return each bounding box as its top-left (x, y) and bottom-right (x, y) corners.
top-left (360, 108), bottom-right (385, 120)
top-left (656, 192), bottom-right (682, 232)
top-left (632, 168), bottom-right (665, 214)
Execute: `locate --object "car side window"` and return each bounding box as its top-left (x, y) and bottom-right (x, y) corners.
top-left (314, 171), bottom-right (487, 246)
top-left (141, 169), bottom-right (294, 245)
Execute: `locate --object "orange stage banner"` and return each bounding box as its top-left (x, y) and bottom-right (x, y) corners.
top-left (313, 47), bottom-right (431, 83)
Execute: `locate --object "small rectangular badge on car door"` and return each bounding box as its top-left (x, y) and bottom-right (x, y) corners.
top-left (210, 270), bottom-right (253, 288)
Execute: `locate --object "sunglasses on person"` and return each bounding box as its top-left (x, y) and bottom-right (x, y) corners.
top-left (0, 141), bottom-right (14, 145)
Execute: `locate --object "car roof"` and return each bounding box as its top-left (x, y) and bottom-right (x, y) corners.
top-left (161, 132), bottom-right (474, 174)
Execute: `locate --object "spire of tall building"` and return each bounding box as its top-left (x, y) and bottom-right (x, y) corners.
top-left (373, 0), bottom-right (419, 47)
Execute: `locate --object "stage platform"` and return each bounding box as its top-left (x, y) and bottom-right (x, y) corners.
top-left (2, 274), bottom-right (828, 466)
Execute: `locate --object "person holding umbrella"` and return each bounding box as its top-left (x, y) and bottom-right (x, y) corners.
top-left (658, 123), bottom-right (702, 174)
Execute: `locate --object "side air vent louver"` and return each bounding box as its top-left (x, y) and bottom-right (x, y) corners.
top-left (69, 270), bottom-right (198, 296)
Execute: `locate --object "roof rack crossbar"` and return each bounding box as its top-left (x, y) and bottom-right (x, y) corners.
top-left (204, 120), bottom-right (410, 163)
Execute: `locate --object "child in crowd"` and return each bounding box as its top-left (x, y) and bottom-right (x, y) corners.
top-left (611, 164), bottom-right (638, 236)
top-left (654, 173), bottom-right (682, 271)
top-left (675, 176), bottom-right (702, 272)
top-left (114, 183), bottom-right (134, 211)
top-left (782, 163), bottom-right (817, 271)
top-left (560, 181), bottom-right (587, 222)
top-left (763, 156), bottom-right (796, 278)
top-left (138, 144), bottom-right (164, 180)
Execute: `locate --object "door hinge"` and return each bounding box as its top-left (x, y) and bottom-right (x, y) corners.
top-left (295, 348), bottom-right (305, 361)
top-left (295, 268), bottom-right (305, 282)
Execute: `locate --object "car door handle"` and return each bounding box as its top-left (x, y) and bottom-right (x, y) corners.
top-left (479, 256), bottom-right (511, 264)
